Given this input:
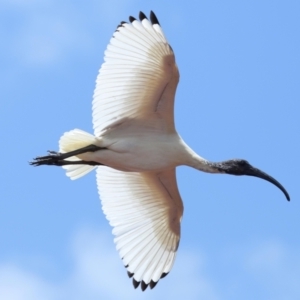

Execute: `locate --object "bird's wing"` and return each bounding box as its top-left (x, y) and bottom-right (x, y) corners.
top-left (96, 167), bottom-right (183, 290)
top-left (92, 11), bottom-right (179, 136)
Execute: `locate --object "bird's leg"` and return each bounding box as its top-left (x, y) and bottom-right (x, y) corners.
top-left (46, 144), bottom-right (103, 159)
top-left (30, 144), bottom-right (104, 167)
top-left (31, 159), bottom-right (103, 167)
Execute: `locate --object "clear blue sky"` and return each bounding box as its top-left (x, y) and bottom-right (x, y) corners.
top-left (1, 1), bottom-right (299, 299)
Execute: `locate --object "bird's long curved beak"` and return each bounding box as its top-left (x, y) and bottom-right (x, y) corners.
top-left (246, 167), bottom-right (290, 201)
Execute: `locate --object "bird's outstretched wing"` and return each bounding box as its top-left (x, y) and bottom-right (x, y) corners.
top-left (96, 167), bottom-right (183, 290)
top-left (92, 11), bottom-right (179, 136)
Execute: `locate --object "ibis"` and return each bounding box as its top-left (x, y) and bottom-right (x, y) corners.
top-left (31, 11), bottom-right (290, 291)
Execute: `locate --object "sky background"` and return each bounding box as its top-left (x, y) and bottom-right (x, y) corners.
top-left (1, 0), bottom-right (299, 299)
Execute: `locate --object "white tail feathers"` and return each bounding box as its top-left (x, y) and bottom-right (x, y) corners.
top-left (59, 129), bottom-right (98, 180)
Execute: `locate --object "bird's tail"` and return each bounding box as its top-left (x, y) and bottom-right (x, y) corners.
top-left (59, 129), bottom-right (98, 180)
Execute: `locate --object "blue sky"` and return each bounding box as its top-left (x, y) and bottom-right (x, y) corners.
top-left (1, 0), bottom-right (299, 299)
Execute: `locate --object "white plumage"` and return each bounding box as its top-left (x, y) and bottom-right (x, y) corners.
top-left (32, 11), bottom-right (289, 291)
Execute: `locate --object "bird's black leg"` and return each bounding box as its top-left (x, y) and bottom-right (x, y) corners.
top-left (45, 144), bottom-right (103, 160)
top-left (31, 159), bottom-right (103, 166)
top-left (30, 144), bottom-right (104, 167)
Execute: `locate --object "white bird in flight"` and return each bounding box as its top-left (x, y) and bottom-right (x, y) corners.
top-left (31, 11), bottom-right (289, 291)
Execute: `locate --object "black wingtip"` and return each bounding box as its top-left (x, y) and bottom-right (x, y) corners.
top-left (149, 280), bottom-right (158, 289)
top-left (141, 281), bottom-right (149, 291)
top-left (132, 278), bottom-right (140, 289)
top-left (150, 11), bottom-right (160, 25)
top-left (116, 22), bottom-right (126, 30)
top-left (129, 16), bottom-right (136, 23)
top-left (160, 272), bottom-right (168, 279)
top-left (127, 271), bottom-right (134, 278)
top-left (139, 11), bottom-right (147, 21)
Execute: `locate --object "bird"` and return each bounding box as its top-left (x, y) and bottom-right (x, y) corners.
top-left (30, 11), bottom-right (290, 291)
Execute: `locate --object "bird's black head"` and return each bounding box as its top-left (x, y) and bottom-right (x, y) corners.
top-left (216, 159), bottom-right (290, 201)
top-left (217, 159), bottom-right (253, 175)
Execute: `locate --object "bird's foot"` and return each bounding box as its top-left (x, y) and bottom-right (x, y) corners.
top-left (30, 151), bottom-right (68, 166)
top-left (30, 144), bottom-right (104, 167)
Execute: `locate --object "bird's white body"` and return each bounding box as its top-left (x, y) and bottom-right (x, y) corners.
top-left (79, 118), bottom-right (199, 172)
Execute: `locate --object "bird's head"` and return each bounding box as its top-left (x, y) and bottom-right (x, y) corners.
top-left (217, 159), bottom-right (253, 175)
top-left (216, 159), bottom-right (290, 201)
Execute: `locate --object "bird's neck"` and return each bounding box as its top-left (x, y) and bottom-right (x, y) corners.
top-left (183, 144), bottom-right (222, 174)
top-left (191, 156), bottom-right (222, 174)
